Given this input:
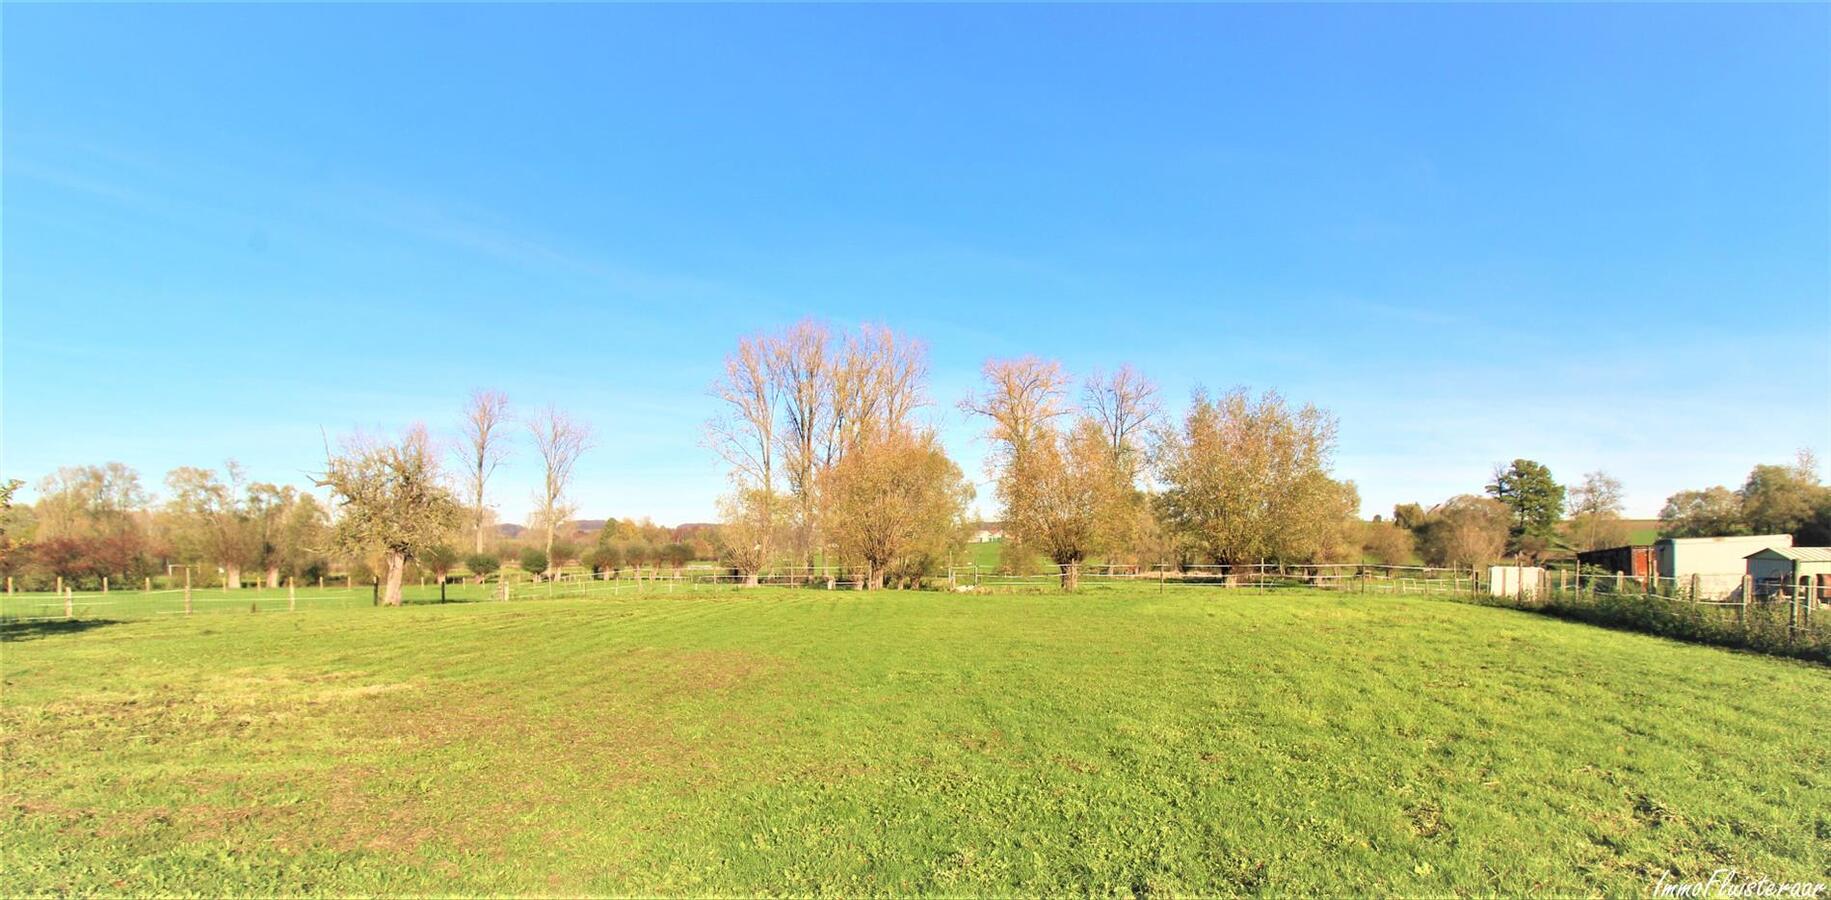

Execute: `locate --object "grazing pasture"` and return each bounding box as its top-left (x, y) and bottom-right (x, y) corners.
top-left (3, 589), bottom-right (1826, 895)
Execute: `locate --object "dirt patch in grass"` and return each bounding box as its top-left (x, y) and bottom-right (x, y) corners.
top-left (627, 647), bottom-right (784, 698)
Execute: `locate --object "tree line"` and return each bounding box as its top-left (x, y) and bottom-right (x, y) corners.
top-left (705, 321), bottom-right (1361, 588)
top-left (706, 321), bottom-right (1828, 586)
top-left (6, 322), bottom-right (1821, 601)
top-left (1360, 452), bottom-right (1830, 571)
top-left (3, 392), bottom-right (644, 606)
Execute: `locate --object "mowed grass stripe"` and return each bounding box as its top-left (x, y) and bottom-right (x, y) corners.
top-left (2, 589), bottom-right (1825, 896)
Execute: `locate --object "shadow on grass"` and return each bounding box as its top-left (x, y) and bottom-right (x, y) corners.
top-left (0, 619), bottom-right (124, 642)
top-left (402, 596), bottom-right (484, 606)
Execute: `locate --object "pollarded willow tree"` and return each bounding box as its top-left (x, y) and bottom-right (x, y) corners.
top-left (817, 427), bottom-right (972, 590)
top-left (245, 483), bottom-right (330, 586)
top-left (715, 488), bottom-right (780, 587)
top-left (314, 426), bottom-right (463, 607)
top-left (1006, 419), bottom-right (1141, 589)
top-left (965, 357), bottom-right (1150, 588)
top-left (163, 462), bottom-right (261, 589)
top-left (1153, 388), bottom-right (1359, 572)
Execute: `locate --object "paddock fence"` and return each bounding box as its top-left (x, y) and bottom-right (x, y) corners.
top-left (5, 561), bottom-right (1824, 661)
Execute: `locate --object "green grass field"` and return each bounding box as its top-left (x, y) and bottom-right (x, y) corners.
top-left (3, 588), bottom-right (1826, 895)
top-left (1620, 519), bottom-right (1663, 546)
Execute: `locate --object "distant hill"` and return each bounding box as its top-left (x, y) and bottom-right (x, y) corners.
top-left (495, 523), bottom-right (526, 539)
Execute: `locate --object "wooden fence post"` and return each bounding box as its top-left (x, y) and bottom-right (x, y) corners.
top-left (102, 576), bottom-right (109, 594)
top-left (185, 568), bottom-right (193, 615)
top-left (144, 576), bottom-right (151, 592)
top-left (5, 576), bottom-right (11, 594)
top-left (65, 588), bottom-right (74, 619)
top-left (56, 576), bottom-right (63, 595)
top-left (289, 577), bottom-right (297, 612)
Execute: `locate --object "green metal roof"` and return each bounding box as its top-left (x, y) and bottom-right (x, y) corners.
top-left (1745, 547), bottom-right (1831, 562)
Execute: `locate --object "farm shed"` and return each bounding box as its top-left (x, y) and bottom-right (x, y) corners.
top-left (1576, 545), bottom-right (1655, 579)
top-left (1745, 547), bottom-right (1831, 603)
top-left (1489, 565), bottom-right (1544, 599)
top-left (969, 522), bottom-right (1006, 543)
top-left (1655, 534), bottom-right (1793, 597)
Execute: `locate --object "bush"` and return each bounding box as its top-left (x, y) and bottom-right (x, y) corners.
top-left (420, 544), bottom-right (460, 582)
top-left (1472, 582), bottom-right (1829, 665)
top-left (660, 542), bottom-right (694, 570)
top-left (550, 539), bottom-right (579, 567)
top-left (582, 544), bottom-right (623, 575)
top-left (465, 552), bottom-right (501, 581)
top-left (518, 547), bottom-right (549, 577)
top-left (298, 558), bottom-right (331, 585)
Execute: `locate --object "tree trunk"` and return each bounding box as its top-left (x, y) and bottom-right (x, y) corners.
top-left (225, 564), bottom-right (242, 590)
top-left (266, 566), bottom-right (281, 588)
top-left (744, 570), bottom-right (759, 587)
top-left (381, 552), bottom-right (406, 606)
top-left (545, 525), bottom-right (556, 578)
top-left (1060, 561), bottom-right (1081, 591)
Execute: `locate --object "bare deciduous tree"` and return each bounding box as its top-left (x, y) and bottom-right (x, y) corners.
top-left (528, 406), bottom-right (593, 576)
top-left (770, 320), bottom-right (830, 565)
top-left (705, 336), bottom-right (777, 491)
top-left (828, 324), bottom-right (928, 464)
top-left (959, 357), bottom-right (1070, 464)
top-left (1082, 364), bottom-right (1161, 478)
top-left (708, 321), bottom-right (936, 578)
top-left (1567, 470), bottom-right (1628, 551)
top-left (457, 389), bottom-right (511, 554)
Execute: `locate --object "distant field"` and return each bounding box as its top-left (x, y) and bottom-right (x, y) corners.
top-left (1621, 519), bottom-right (1663, 545)
top-left (964, 538), bottom-right (1005, 569)
top-left (3, 589), bottom-right (1826, 895)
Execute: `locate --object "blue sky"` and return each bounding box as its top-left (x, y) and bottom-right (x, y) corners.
top-left (4, 3), bottom-right (1827, 524)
